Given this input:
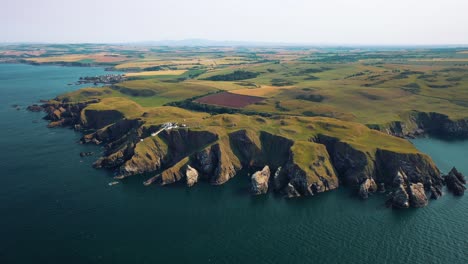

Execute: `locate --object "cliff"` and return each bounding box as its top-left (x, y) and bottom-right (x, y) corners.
top-left (315, 134), bottom-right (443, 203)
top-left (32, 99), bottom-right (464, 208)
top-left (369, 111), bottom-right (468, 139)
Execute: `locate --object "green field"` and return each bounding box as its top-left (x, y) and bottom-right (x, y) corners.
top-left (3, 44), bottom-right (468, 191)
top-left (7, 44), bottom-right (463, 131)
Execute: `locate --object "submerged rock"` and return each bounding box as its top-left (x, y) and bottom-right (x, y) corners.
top-left (358, 178), bottom-right (378, 199)
top-left (444, 167), bottom-right (466, 196)
top-left (186, 165), bottom-right (199, 187)
top-left (251, 166), bottom-right (271, 195)
top-left (408, 183), bottom-right (428, 208)
top-left (79, 151), bottom-right (94, 157)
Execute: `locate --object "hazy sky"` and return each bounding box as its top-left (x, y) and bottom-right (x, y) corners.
top-left (3, 0), bottom-right (468, 44)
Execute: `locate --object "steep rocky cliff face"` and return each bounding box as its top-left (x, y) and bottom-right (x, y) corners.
top-left (228, 130), bottom-right (339, 197)
top-left (191, 140), bottom-right (240, 185)
top-left (33, 100), bottom-right (462, 208)
top-left (117, 129), bottom-right (219, 180)
top-left (315, 135), bottom-right (376, 186)
top-left (375, 149), bottom-right (442, 190)
top-left (315, 134), bottom-right (443, 202)
top-left (39, 99), bottom-right (100, 128)
top-left (80, 109), bottom-right (124, 130)
top-left (371, 111), bottom-right (468, 139)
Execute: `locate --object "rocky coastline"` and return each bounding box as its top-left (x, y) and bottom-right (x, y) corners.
top-left (368, 111), bottom-right (468, 140)
top-left (29, 99), bottom-right (467, 209)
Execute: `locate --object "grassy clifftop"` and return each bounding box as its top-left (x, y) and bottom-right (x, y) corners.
top-left (44, 92), bottom-right (440, 200)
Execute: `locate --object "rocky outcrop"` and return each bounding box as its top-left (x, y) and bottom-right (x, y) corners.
top-left (28, 99), bottom-right (101, 130)
top-left (186, 165), bottom-right (199, 187)
top-left (115, 138), bottom-right (166, 178)
top-left (81, 119), bottom-right (143, 145)
top-left (358, 178), bottom-right (378, 199)
top-left (79, 152), bottom-right (94, 157)
top-left (251, 166), bottom-right (271, 195)
top-left (388, 170), bottom-right (429, 208)
top-left (392, 184), bottom-right (410, 208)
top-left (371, 111), bottom-right (468, 139)
top-left (444, 167), bottom-right (466, 196)
top-left (229, 129), bottom-right (263, 167)
top-left (192, 142), bottom-right (240, 185)
top-left (408, 183), bottom-right (428, 208)
top-left (80, 109), bottom-right (124, 129)
top-left (316, 134), bottom-right (442, 205)
top-left (315, 135), bottom-right (375, 186)
top-left (33, 101), bottom-right (454, 209)
top-left (94, 142), bottom-right (136, 170)
top-left (285, 183), bottom-right (301, 198)
top-left (26, 104), bottom-right (43, 112)
top-left (160, 159), bottom-right (188, 185)
top-left (430, 186), bottom-right (443, 199)
top-left (159, 129), bottom-right (218, 163)
top-left (375, 149), bottom-right (443, 192)
top-left (272, 167), bottom-right (284, 191)
top-left (112, 129), bottom-right (218, 179)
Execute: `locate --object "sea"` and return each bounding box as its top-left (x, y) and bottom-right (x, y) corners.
top-left (0, 63), bottom-right (466, 264)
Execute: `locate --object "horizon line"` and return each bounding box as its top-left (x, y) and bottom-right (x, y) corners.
top-left (1, 39), bottom-right (468, 48)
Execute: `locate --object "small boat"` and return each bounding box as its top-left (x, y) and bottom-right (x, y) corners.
top-left (108, 181), bottom-right (119, 186)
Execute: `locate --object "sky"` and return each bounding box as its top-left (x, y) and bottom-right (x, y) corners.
top-left (2, 0), bottom-right (468, 45)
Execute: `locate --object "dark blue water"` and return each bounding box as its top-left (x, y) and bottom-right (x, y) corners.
top-left (0, 64), bottom-right (467, 264)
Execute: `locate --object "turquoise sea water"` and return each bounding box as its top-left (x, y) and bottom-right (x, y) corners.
top-left (0, 64), bottom-right (466, 264)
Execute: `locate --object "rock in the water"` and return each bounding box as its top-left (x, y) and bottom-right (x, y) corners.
top-left (392, 184), bottom-right (410, 208)
top-left (251, 166), bottom-right (271, 195)
top-left (186, 165), bottom-right (199, 187)
top-left (285, 182), bottom-right (301, 198)
top-left (358, 178), bottom-right (378, 199)
top-left (408, 183), bottom-right (428, 208)
top-left (430, 185), bottom-right (443, 199)
top-left (272, 166), bottom-right (285, 191)
top-left (26, 104), bottom-right (43, 112)
top-left (79, 151), bottom-right (94, 157)
top-left (444, 167), bottom-right (466, 196)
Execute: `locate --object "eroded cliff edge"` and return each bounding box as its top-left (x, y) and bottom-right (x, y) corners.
top-left (32, 98), bottom-right (465, 208)
top-left (368, 111), bottom-right (468, 139)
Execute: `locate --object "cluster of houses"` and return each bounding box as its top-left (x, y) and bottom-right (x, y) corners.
top-left (76, 74), bottom-right (127, 85)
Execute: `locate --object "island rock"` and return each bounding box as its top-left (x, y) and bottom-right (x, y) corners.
top-left (251, 166), bottom-right (271, 195)
top-left (444, 167), bottom-right (466, 196)
top-left (358, 178), bottom-right (378, 199)
top-left (392, 184), bottom-right (410, 208)
top-left (186, 165), bottom-right (199, 187)
top-left (408, 183), bottom-right (428, 208)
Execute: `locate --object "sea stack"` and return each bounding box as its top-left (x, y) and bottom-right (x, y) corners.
top-left (251, 166), bottom-right (271, 195)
